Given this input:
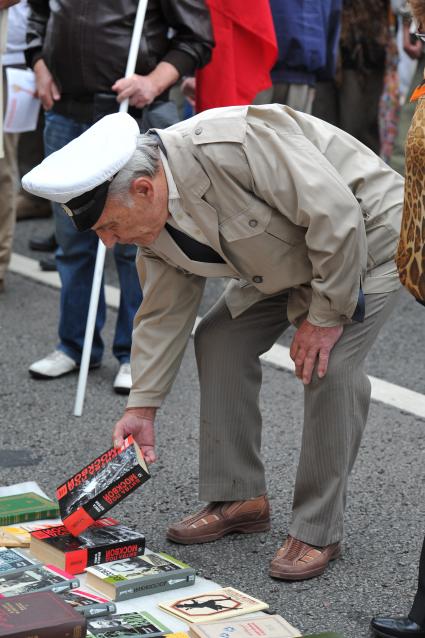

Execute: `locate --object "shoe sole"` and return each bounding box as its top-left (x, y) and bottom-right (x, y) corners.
top-left (113, 386), bottom-right (131, 395)
top-left (29, 362), bottom-right (100, 380)
top-left (167, 520), bottom-right (271, 545)
top-left (268, 545), bottom-right (342, 581)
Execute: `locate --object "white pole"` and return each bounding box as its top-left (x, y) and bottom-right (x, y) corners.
top-left (73, 0), bottom-right (149, 417)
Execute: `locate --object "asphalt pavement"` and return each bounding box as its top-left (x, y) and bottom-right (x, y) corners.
top-left (1, 216), bottom-right (425, 638)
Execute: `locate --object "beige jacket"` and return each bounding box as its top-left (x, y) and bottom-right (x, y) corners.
top-left (127, 104), bottom-right (403, 408)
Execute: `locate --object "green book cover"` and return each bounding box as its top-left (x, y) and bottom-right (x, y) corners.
top-left (0, 493), bottom-right (59, 525)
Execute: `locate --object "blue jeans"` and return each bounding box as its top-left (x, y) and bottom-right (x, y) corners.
top-left (44, 111), bottom-right (142, 365)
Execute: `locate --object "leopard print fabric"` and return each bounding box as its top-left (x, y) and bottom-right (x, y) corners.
top-left (396, 97), bottom-right (425, 302)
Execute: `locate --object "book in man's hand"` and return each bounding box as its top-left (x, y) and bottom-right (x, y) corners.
top-left (0, 492), bottom-right (59, 525)
top-left (159, 587), bottom-right (269, 623)
top-left (57, 587), bottom-right (117, 619)
top-left (188, 614), bottom-right (300, 637)
top-left (86, 610), bottom-right (170, 637)
top-left (56, 436), bottom-right (150, 536)
top-left (0, 563), bottom-right (79, 597)
top-left (30, 517), bottom-right (145, 574)
top-left (0, 546), bottom-right (40, 575)
top-left (0, 590), bottom-right (87, 637)
top-left (85, 550), bottom-right (196, 601)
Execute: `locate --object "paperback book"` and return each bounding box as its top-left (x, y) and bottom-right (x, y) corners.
top-left (30, 517), bottom-right (145, 574)
top-left (159, 587), bottom-right (269, 623)
top-left (188, 614), bottom-right (300, 638)
top-left (0, 563), bottom-right (79, 597)
top-left (56, 436), bottom-right (150, 536)
top-left (0, 590), bottom-right (87, 637)
top-left (85, 550), bottom-right (196, 601)
top-left (0, 492), bottom-right (59, 525)
top-left (0, 546), bottom-right (40, 575)
top-left (57, 587), bottom-right (117, 619)
top-left (86, 611), bottom-right (170, 637)
top-left (0, 521), bottom-right (62, 547)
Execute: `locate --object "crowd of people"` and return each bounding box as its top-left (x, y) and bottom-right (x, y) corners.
top-left (1, 2), bottom-right (425, 637)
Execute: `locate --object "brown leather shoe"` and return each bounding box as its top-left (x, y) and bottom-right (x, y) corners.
top-left (167, 495), bottom-right (270, 545)
top-left (269, 535), bottom-right (341, 581)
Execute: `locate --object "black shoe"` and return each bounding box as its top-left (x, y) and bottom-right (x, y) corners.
top-left (29, 233), bottom-right (57, 252)
top-left (39, 257), bottom-right (57, 272)
top-left (371, 616), bottom-right (425, 637)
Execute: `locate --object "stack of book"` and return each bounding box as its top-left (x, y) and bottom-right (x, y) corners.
top-left (0, 440), bottom-right (345, 638)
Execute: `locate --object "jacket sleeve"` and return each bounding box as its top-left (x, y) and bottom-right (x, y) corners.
top-left (243, 121), bottom-right (368, 327)
top-left (159, 0), bottom-right (214, 77)
top-left (25, 0), bottom-right (50, 68)
top-left (127, 248), bottom-right (205, 409)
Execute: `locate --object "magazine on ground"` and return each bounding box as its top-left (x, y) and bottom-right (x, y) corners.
top-left (30, 516), bottom-right (145, 574)
top-left (0, 563), bottom-right (79, 597)
top-left (159, 587), bottom-right (269, 623)
top-left (0, 546), bottom-right (40, 575)
top-left (57, 587), bottom-right (117, 619)
top-left (86, 610), bottom-right (170, 637)
top-left (56, 436), bottom-right (150, 536)
top-left (85, 550), bottom-right (196, 601)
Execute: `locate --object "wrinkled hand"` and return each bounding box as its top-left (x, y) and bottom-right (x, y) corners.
top-left (113, 407), bottom-right (157, 464)
top-left (181, 77), bottom-right (196, 108)
top-left (112, 74), bottom-right (157, 108)
top-left (34, 59), bottom-right (61, 110)
top-left (290, 319), bottom-right (343, 385)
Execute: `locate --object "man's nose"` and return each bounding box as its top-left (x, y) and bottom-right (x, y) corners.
top-left (96, 229), bottom-right (116, 248)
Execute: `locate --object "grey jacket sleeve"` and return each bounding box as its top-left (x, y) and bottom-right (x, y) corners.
top-left (127, 248), bottom-right (205, 408)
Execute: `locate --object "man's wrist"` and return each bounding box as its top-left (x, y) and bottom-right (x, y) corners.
top-left (125, 406), bottom-right (157, 421)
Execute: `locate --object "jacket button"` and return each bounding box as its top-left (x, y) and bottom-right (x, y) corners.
top-left (194, 127), bottom-right (202, 135)
top-left (248, 219), bottom-right (258, 228)
top-left (253, 275), bottom-right (263, 283)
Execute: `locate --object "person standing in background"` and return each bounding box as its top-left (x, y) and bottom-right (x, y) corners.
top-left (0, 0), bottom-right (21, 293)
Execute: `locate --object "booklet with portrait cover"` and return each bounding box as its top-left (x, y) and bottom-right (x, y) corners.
top-left (159, 587), bottom-right (269, 623)
top-left (86, 610), bottom-right (170, 637)
top-left (0, 563), bottom-right (79, 597)
top-left (0, 591), bottom-right (87, 638)
top-left (0, 546), bottom-right (40, 575)
top-left (30, 516), bottom-right (145, 574)
top-left (57, 587), bottom-right (117, 619)
top-left (85, 550), bottom-right (196, 601)
top-left (188, 614), bottom-right (300, 638)
top-left (56, 436), bottom-right (150, 536)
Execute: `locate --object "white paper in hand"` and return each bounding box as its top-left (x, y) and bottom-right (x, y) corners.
top-left (4, 67), bottom-right (41, 133)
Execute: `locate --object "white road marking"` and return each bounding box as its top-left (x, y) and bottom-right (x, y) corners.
top-left (10, 252), bottom-right (425, 420)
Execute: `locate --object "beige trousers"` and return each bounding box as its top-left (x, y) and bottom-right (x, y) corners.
top-left (194, 287), bottom-right (400, 546)
top-left (254, 82), bottom-right (315, 114)
top-left (0, 68), bottom-right (19, 281)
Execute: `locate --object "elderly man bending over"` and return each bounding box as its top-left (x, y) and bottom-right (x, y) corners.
top-left (23, 104), bottom-right (403, 581)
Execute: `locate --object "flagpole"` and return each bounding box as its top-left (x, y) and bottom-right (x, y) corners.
top-left (73, 0), bottom-right (149, 417)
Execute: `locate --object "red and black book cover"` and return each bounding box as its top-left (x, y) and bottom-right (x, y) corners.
top-left (30, 517), bottom-right (145, 575)
top-left (0, 590), bottom-right (87, 637)
top-left (56, 436), bottom-right (150, 536)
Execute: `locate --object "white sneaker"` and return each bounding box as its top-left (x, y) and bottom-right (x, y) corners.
top-left (113, 363), bottom-right (132, 395)
top-left (29, 350), bottom-right (77, 379)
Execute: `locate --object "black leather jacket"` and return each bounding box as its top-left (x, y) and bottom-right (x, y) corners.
top-left (25, 0), bottom-right (213, 102)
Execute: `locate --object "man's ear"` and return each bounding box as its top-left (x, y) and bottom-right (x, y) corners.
top-left (131, 176), bottom-right (154, 199)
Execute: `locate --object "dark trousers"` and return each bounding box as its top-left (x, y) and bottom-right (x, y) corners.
top-left (410, 535), bottom-right (425, 625)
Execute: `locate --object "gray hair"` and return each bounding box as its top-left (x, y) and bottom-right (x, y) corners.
top-left (108, 134), bottom-right (160, 204)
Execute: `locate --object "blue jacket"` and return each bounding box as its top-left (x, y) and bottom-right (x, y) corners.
top-left (270, 0), bottom-right (342, 86)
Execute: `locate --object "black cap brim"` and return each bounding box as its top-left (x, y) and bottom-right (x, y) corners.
top-left (61, 180), bottom-right (112, 232)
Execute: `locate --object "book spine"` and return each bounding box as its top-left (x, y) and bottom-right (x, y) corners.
top-left (115, 572), bottom-right (194, 601)
top-left (0, 509), bottom-right (59, 526)
top-left (65, 537), bottom-right (145, 574)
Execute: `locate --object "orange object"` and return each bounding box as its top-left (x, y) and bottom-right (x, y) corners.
top-left (410, 82), bottom-right (425, 102)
